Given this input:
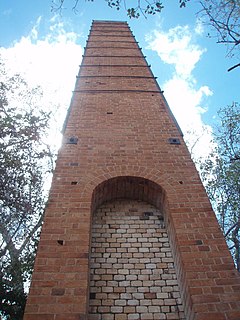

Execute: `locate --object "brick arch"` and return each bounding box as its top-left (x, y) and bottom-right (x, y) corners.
top-left (80, 165), bottom-right (185, 204)
top-left (91, 176), bottom-right (167, 215)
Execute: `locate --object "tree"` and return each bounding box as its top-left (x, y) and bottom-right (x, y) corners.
top-left (0, 60), bottom-right (54, 319)
top-left (199, 102), bottom-right (240, 270)
top-left (51, 0), bottom-right (188, 18)
top-left (198, 0), bottom-right (240, 71)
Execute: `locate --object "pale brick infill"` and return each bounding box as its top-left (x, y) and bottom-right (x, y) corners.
top-left (24, 20), bottom-right (240, 320)
top-left (89, 200), bottom-right (185, 320)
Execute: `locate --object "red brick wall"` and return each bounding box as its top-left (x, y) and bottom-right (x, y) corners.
top-left (24, 21), bottom-right (240, 320)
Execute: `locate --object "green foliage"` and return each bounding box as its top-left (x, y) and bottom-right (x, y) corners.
top-left (0, 60), bottom-right (54, 319)
top-left (51, 0), bottom-right (190, 18)
top-left (199, 102), bottom-right (240, 270)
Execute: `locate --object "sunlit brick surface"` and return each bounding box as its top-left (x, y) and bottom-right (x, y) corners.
top-left (89, 200), bottom-right (185, 320)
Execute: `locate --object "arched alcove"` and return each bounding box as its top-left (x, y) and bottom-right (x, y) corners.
top-left (89, 176), bottom-right (185, 320)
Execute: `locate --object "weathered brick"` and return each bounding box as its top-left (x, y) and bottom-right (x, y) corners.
top-left (102, 315), bottom-right (114, 320)
top-left (132, 293), bottom-right (144, 300)
top-left (115, 300), bottom-right (127, 306)
top-left (124, 306), bottom-right (136, 313)
top-left (141, 313), bottom-right (154, 320)
top-left (115, 315), bottom-right (127, 320)
top-left (111, 306), bottom-right (123, 313)
top-left (149, 306), bottom-right (161, 313)
top-left (121, 293), bottom-right (132, 299)
top-left (114, 275), bottom-right (126, 281)
top-left (140, 299), bottom-right (152, 306)
top-left (127, 300), bottom-right (139, 306)
top-left (128, 314), bottom-right (140, 320)
top-left (136, 306), bottom-right (148, 313)
top-left (126, 275), bottom-right (138, 281)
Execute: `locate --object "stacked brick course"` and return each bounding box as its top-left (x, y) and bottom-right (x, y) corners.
top-left (24, 20), bottom-right (240, 320)
top-left (89, 199), bottom-right (185, 320)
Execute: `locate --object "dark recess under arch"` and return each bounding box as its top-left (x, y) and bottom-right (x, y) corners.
top-left (91, 176), bottom-right (167, 216)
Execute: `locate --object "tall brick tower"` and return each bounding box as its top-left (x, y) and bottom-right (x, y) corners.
top-left (24, 21), bottom-right (240, 320)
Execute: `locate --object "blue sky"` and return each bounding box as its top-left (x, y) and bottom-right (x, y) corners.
top-left (0, 0), bottom-right (239, 159)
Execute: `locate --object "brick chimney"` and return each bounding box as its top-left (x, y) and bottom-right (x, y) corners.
top-left (24, 20), bottom-right (240, 320)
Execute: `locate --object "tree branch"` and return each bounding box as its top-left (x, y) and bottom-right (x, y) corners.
top-left (228, 63), bottom-right (240, 71)
top-left (224, 220), bottom-right (240, 238)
